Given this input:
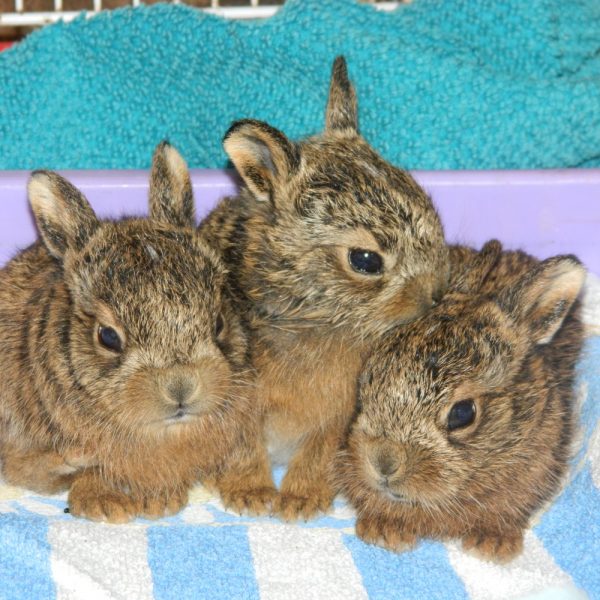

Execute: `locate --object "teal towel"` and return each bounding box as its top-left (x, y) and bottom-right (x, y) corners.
top-left (0, 0), bottom-right (599, 170)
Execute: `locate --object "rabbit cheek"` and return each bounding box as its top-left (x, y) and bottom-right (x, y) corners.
top-left (399, 453), bottom-right (466, 507)
top-left (112, 373), bottom-right (162, 428)
top-left (179, 357), bottom-right (235, 417)
top-left (379, 274), bottom-right (441, 326)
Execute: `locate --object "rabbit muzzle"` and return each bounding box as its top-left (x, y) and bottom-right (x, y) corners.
top-left (122, 357), bottom-right (234, 429)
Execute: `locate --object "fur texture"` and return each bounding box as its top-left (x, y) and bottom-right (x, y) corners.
top-left (337, 240), bottom-right (586, 562)
top-left (0, 142), bottom-right (253, 523)
top-left (201, 57), bottom-right (449, 520)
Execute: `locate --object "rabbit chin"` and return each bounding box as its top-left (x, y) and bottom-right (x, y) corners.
top-left (361, 465), bottom-right (440, 509)
top-left (162, 412), bottom-right (201, 427)
top-left (369, 478), bottom-right (419, 506)
top-left (381, 488), bottom-right (416, 506)
top-left (144, 404), bottom-right (217, 433)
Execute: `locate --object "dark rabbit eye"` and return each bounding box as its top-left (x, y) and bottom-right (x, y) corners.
top-left (447, 399), bottom-right (476, 431)
top-left (215, 313), bottom-right (225, 338)
top-left (348, 249), bottom-right (384, 275)
top-left (98, 326), bottom-right (122, 353)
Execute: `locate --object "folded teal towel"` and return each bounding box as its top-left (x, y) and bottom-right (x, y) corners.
top-left (0, 0), bottom-right (599, 170)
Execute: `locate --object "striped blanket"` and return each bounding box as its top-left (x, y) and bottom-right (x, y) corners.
top-left (1, 277), bottom-right (599, 600)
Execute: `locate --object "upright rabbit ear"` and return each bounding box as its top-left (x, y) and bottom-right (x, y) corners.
top-left (223, 119), bottom-right (300, 204)
top-left (498, 255), bottom-right (586, 345)
top-left (28, 171), bottom-right (99, 260)
top-left (325, 56), bottom-right (358, 133)
top-left (451, 240), bottom-right (503, 293)
top-left (149, 141), bottom-right (195, 228)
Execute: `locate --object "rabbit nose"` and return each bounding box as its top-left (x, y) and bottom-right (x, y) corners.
top-left (371, 443), bottom-right (406, 480)
top-left (431, 285), bottom-right (445, 306)
top-left (166, 377), bottom-right (194, 407)
top-left (375, 452), bottom-right (400, 478)
top-left (422, 282), bottom-right (442, 310)
top-left (402, 275), bottom-right (439, 314)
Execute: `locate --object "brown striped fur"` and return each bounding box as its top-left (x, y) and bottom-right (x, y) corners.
top-left (200, 57), bottom-right (449, 520)
top-left (0, 142), bottom-right (254, 523)
top-left (337, 241), bottom-right (585, 562)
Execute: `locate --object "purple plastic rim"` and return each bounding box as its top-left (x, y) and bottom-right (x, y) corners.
top-left (1, 168), bottom-right (599, 274)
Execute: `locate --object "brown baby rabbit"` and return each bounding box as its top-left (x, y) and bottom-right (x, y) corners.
top-left (0, 142), bottom-right (252, 523)
top-left (338, 240), bottom-right (586, 562)
top-left (200, 56), bottom-right (449, 520)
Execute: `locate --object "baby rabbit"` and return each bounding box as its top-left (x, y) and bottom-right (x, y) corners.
top-left (200, 56), bottom-right (449, 520)
top-left (338, 240), bottom-right (585, 562)
top-left (0, 142), bottom-right (252, 523)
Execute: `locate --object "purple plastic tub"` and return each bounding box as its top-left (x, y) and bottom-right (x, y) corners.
top-left (1, 169), bottom-right (599, 274)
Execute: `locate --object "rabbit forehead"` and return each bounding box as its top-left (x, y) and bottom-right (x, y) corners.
top-left (296, 139), bottom-right (442, 251)
top-left (68, 223), bottom-right (223, 319)
top-left (363, 300), bottom-right (517, 408)
top-left (83, 222), bottom-right (221, 278)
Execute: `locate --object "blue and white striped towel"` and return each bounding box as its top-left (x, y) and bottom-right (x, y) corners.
top-left (1, 276), bottom-right (599, 600)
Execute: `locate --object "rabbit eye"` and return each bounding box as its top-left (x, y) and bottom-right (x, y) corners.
top-left (447, 399), bottom-right (476, 431)
top-left (215, 313), bottom-right (225, 338)
top-left (348, 249), bottom-right (383, 275)
top-left (98, 326), bottom-right (122, 353)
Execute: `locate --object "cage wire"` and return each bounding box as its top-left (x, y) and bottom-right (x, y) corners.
top-left (1, 0), bottom-right (403, 32)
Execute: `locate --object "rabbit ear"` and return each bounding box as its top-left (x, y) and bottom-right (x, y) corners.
top-left (451, 240), bottom-right (503, 293)
top-left (223, 119), bottom-right (300, 204)
top-left (28, 171), bottom-right (99, 260)
top-left (148, 141), bottom-right (195, 228)
top-left (498, 255), bottom-right (585, 345)
top-left (325, 56), bottom-right (358, 133)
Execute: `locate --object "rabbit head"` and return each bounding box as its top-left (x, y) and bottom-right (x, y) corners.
top-left (344, 243), bottom-right (585, 528)
top-left (26, 142), bottom-right (247, 442)
top-left (221, 56), bottom-right (448, 338)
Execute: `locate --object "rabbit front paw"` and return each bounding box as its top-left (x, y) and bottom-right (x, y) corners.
top-left (68, 487), bottom-right (140, 524)
top-left (274, 482), bottom-right (335, 522)
top-left (68, 471), bottom-right (140, 524)
top-left (461, 530), bottom-right (524, 563)
top-left (220, 486), bottom-right (278, 516)
top-left (138, 489), bottom-right (189, 519)
top-left (355, 515), bottom-right (417, 553)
